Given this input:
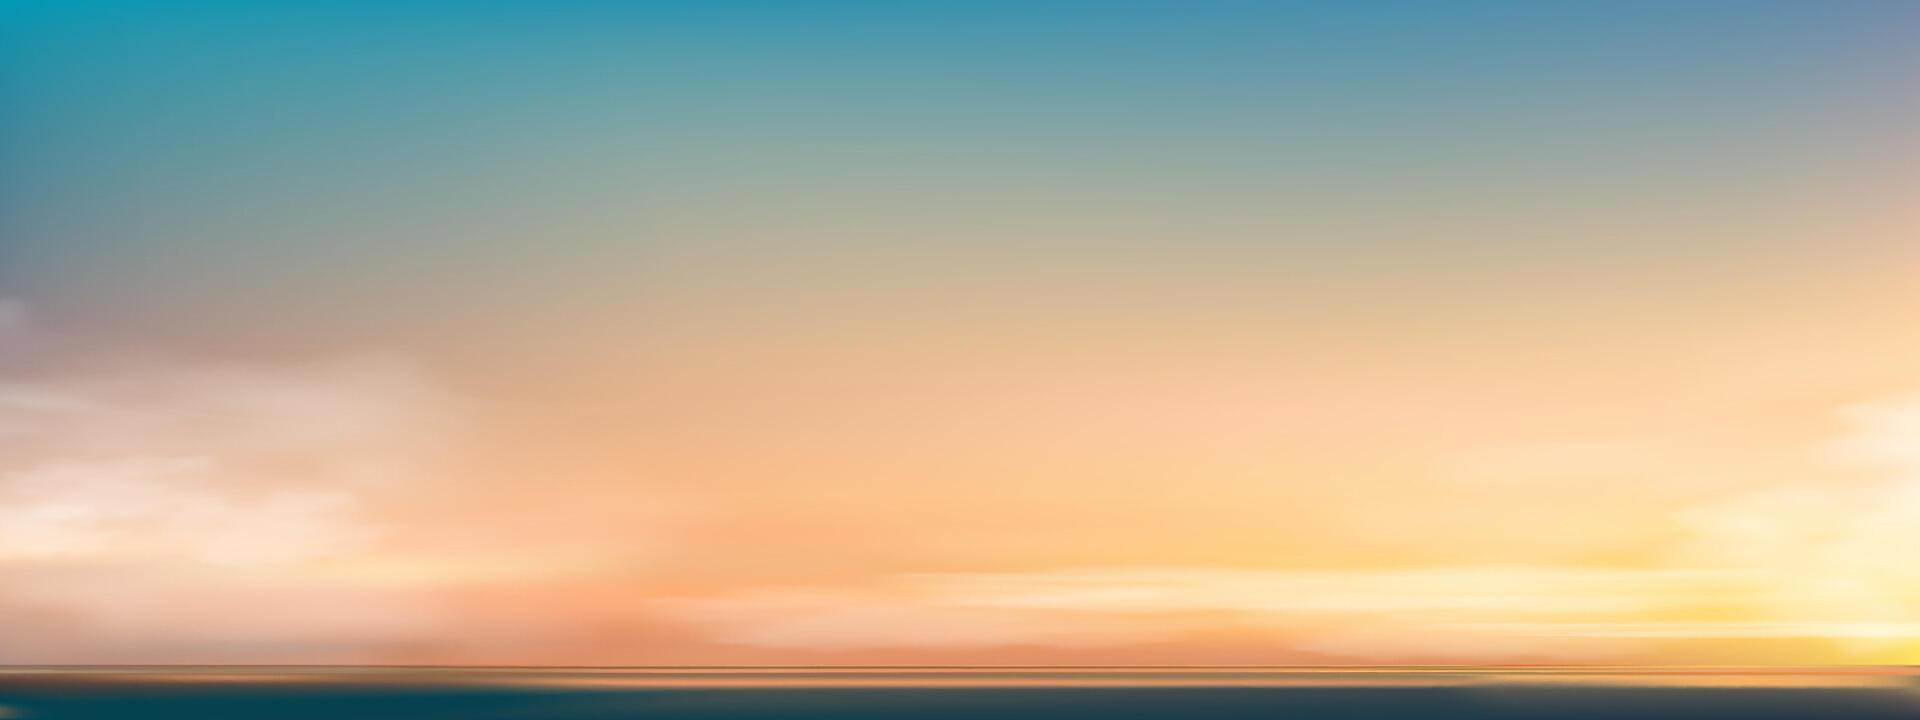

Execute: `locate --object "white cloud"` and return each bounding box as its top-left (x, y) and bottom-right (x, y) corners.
top-left (0, 300), bottom-right (459, 662)
top-left (0, 357), bottom-right (452, 566)
top-left (0, 456), bottom-right (380, 565)
top-left (1667, 388), bottom-right (1920, 655)
top-left (1827, 389), bottom-right (1920, 474)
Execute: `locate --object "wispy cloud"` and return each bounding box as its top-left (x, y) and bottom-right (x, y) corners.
top-left (658, 566), bottom-right (1750, 661)
top-left (0, 356), bottom-right (452, 566)
top-left (1668, 388), bottom-right (1920, 654)
top-left (663, 387), bottom-right (1920, 662)
top-left (0, 299), bottom-right (458, 662)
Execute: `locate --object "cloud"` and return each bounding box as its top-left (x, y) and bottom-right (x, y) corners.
top-left (0, 300), bottom-right (459, 662)
top-left (915, 566), bottom-right (1743, 616)
top-left (659, 566), bottom-right (1752, 660)
top-left (1667, 388), bottom-right (1920, 655)
top-left (0, 356), bottom-right (453, 566)
top-left (8, 289), bottom-right (1920, 665)
top-left (664, 387), bottom-right (1920, 662)
top-left (0, 456), bottom-right (372, 564)
top-left (1827, 389), bottom-right (1920, 474)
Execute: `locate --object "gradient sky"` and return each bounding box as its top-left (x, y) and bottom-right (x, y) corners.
top-left (3, 1), bottom-right (1919, 665)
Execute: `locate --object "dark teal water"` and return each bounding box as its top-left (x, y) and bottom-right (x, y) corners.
top-left (3, 669), bottom-right (1917, 719)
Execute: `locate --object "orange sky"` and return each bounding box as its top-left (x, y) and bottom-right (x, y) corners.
top-left (3, 1), bottom-right (1919, 665)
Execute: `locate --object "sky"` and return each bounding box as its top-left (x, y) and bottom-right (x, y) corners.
top-left (2, 1), bottom-right (1919, 665)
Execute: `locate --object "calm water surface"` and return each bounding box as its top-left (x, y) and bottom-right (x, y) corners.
top-left (2, 667), bottom-right (1917, 719)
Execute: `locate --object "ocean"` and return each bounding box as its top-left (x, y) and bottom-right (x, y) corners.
top-left (2, 667), bottom-right (1916, 719)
